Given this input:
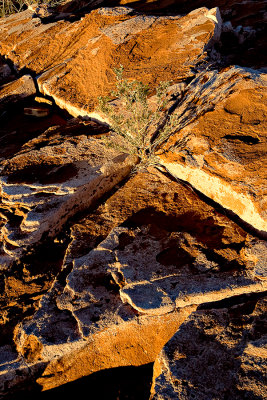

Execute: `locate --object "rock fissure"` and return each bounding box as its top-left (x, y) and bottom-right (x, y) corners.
top-left (0, 2), bottom-right (266, 399)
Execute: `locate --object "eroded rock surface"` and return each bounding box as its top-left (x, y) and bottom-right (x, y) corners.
top-left (0, 75), bottom-right (36, 109)
top-left (0, 2), bottom-right (266, 398)
top-left (151, 295), bottom-right (267, 399)
top-left (0, 127), bottom-right (138, 269)
top-left (115, 0), bottom-right (267, 69)
top-left (0, 168), bottom-right (264, 396)
top-left (159, 66), bottom-right (267, 233)
top-left (0, 6), bottom-right (222, 118)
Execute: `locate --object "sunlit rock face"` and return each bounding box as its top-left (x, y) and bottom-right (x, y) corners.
top-left (151, 296), bottom-right (267, 400)
top-left (1, 168), bottom-right (265, 395)
top-left (159, 66), bottom-right (267, 233)
top-left (0, 6), bottom-right (222, 118)
top-left (0, 127), bottom-right (138, 269)
top-left (0, 75), bottom-right (36, 109)
top-left (0, 1), bottom-right (266, 398)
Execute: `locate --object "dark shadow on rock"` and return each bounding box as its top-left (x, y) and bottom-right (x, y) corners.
top-left (0, 99), bottom-right (69, 160)
top-left (6, 362), bottom-right (153, 400)
top-left (123, 207), bottom-right (229, 249)
top-left (198, 290), bottom-right (267, 311)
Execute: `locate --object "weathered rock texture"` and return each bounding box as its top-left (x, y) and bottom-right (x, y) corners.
top-left (0, 75), bottom-right (36, 109)
top-left (159, 66), bottom-right (267, 233)
top-left (1, 168), bottom-right (265, 396)
top-left (0, 2), bottom-right (266, 398)
top-left (151, 295), bottom-right (267, 399)
top-left (114, 0), bottom-right (267, 69)
top-left (0, 6), bottom-right (222, 118)
top-left (0, 128), bottom-right (137, 269)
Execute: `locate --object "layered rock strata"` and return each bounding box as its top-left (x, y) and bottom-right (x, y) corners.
top-left (0, 2), bottom-right (266, 398)
top-left (0, 128), bottom-right (138, 269)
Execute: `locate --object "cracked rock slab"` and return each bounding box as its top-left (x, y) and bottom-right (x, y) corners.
top-left (0, 131), bottom-right (138, 269)
top-left (159, 66), bottom-right (267, 233)
top-left (110, 226), bottom-right (266, 314)
top-left (2, 168), bottom-right (265, 395)
top-left (0, 7), bottom-right (221, 118)
top-left (8, 286), bottom-right (195, 395)
top-left (150, 296), bottom-right (267, 400)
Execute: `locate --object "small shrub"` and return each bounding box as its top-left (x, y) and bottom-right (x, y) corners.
top-left (98, 66), bottom-right (189, 169)
top-left (0, 0), bottom-right (64, 18)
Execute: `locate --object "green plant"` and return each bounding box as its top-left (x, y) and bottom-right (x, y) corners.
top-left (98, 66), bottom-right (189, 169)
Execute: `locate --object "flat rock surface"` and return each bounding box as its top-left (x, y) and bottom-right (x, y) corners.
top-left (0, 6), bottom-right (221, 117)
top-left (159, 66), bottom-right (267, 233)
top-left (151, 295), bottom-right (267, 399)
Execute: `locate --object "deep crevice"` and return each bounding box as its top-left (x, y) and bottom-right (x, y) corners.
top-left (198, 290), bottom-right (267, 311)
top-left (223, 134), bottom-right (260, 145)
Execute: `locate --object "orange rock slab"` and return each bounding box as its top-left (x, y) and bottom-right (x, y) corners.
top-left (159, 66), bottom-right (267, 233)
top-left (0, 6), bottom-right (221, 118)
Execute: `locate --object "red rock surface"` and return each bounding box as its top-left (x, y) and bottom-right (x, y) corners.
top-left (0, 75), bottom-right (36, 109)
top-left (1, 167), bottom-right (265, 396)
top-left (159, 66), bottom-right (267, 233)
top-left (0, 2), bottom-right (266, 399)
top-left (0, 6), bottom-right (222, 117)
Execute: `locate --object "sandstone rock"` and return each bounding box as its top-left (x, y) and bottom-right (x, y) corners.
top-left (151, 295), bottom-right (267, 399)
top-left (59, 169), bottom-right (266, 318)
top-left (0, 3), bottom-right (266, 398)
top-left (2, 287), bottom-right (195, 396)
top-left (0, 6), bottom-right (221, 118)
top-left (34, 96), bottom-right (53, 106)
top-left (0, 75), bottom-right (36, 109)
top-left (112, 226), bottom-right (266, 314)
top-left (115, 0), bottom-right (267, 68)
top-left (0, 130), bottom-right (138, 269)
top-left (159, 66), bottom-right (267, 233)
top-left (122, 0), bottom-right (267, 29)
top-left (1, 168), bottom-right (265, 395)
